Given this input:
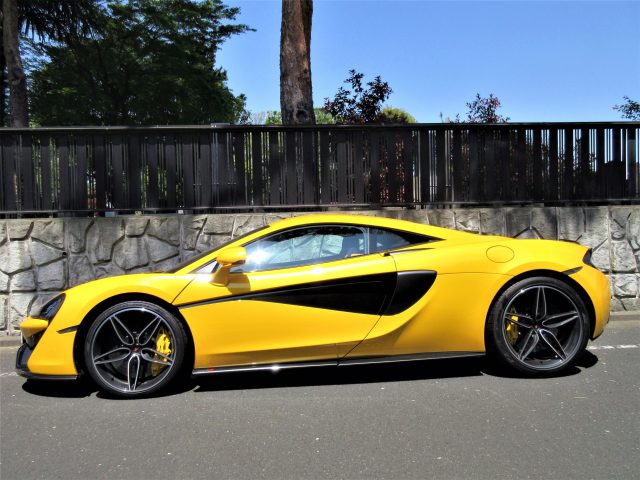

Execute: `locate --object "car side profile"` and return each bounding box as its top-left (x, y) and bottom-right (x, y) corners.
top-left (17, 214), bottom-right (610, 397)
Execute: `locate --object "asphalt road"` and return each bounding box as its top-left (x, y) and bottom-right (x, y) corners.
top-left (1, 321), bottom-right (639, 480)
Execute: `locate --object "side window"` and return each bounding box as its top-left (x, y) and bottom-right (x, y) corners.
top-left (241, 225), bottom-right (366, 272)
top-left (369, 228), bottom-right (433, 253)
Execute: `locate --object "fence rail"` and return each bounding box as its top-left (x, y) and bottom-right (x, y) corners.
top-left (1, 122), bottom-right (638, 216)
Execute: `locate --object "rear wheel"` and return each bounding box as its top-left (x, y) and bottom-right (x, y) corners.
top-left (83, 301), bottom-right (186, 397)
top-left (487, 277), bottom-right (590, 375)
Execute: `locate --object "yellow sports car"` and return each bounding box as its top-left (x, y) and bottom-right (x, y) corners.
top-left (17, 214), bottom-right (610, 397)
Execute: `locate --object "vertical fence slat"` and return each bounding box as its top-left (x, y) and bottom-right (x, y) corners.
top-left (516, 128), bottom-right (527, 200)
top-left (532, 128), bottom-right (542, 200)
top-left (369, 131), bottom-right (381, 204)
top-left (435, 128), bottom-right (447, 202)
top-left (165, 134), bottom-right (177, 208)
top-left (549, 128), bottom-right (559, 200)
top-left (1, 134), bottom-right (17, 211)
top-left (611, 127), bottom-right (622, 198)
top-left (302, 130), bottom-right (316, 204)
top-left (93, 134), bottom-right (106, 211)
top-left (269, 131), bottom-right (281, 205)
top-left (76, 135), bottom-right (88, 211)
top-left (484, 130), bottom-right (496, 203)
top-left (233, 132), bottom-right (246, 206)
top-left (146, 137), bottom-right (159, 209)
top-left (336, 133), bottom-right (349, 203)
top-left (58, 134), bottom-right (71, 210)
top-left (250, 131), bottom-right (263, 206)
top-left (498, 129), bottom-right (510, 202)
top-left (181, 133), bottom-right (195, 208)
top-left (627, 127), bottom-right (637, 198)
top-left (596, 127), bottom-right (605, 199)
top-left (563, 129), bottom-right (574, 200)
top-left (285, 130), bottom-right (297, 205)
top-left (127, 133), bottom-right (141, 210)
top-left (353, 130), bottom-right (365, 203)
top-left (418, 129), bottom-right (431, 204)
top-left (451, 129), bottom-right (463, 203)
top-left (402, 130), bottom-right (414, 203)
top-left (579, 127), bottom-right (590, 199)
top-left (467, 129), bottom-right (479, 203)
top-left (39, 135), bottom-right (52, 210)
top-left (20, 133), bottom-right (34, 210)
top-left (319, 130), bottom-right (331, 204)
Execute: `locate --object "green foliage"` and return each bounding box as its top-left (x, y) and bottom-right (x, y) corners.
top-left (456, 93), bottom-right (510, 123)
top-left (613, 96), bottom-right (640, 121)
top-left (29, 0), bottom-right (251, 125)
top-left (379, 106), bottom-right (416, 124)
top-left (265, 110), bottom-right (282, 125)
top-left (323, 70), bottom-right (392, 124)
top-left (18, 0), bottom-right (98, 41)
top-left (264, 108), bottom-right (335, 125)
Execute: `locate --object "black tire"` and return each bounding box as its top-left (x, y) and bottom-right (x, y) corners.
top-left (486, 277), bottom-right (590, 375)
top-left (83, 301), bottom-right (187, 397)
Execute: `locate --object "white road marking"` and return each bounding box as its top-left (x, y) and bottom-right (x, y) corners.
top-left (0, 372), bottom-right (18, 377)
top-left (587, 344), bottom-right (638, 351)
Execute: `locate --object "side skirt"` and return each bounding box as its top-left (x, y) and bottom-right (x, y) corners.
top-left (191, 351), bottom-right (485, 377)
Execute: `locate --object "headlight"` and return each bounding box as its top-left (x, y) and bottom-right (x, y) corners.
top-left (35, 294), bottom-right (65, 321)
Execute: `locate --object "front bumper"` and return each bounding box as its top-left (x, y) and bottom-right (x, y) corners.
top-left (16, 343), bottom-right (78, 381)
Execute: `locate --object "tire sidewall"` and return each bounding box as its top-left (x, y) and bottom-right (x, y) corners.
top-left (487, 276), bottom-right (590, 375)
top-left (83, 301), bottom-right (186, 397)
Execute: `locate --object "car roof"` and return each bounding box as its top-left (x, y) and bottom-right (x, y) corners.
top-left (267, 213), bottom-right (476, 241)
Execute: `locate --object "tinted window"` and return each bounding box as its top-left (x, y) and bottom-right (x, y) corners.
top-left (241, 225), bottom-right (366, 272)
top-left (369, 228), bottom-right (432, 253)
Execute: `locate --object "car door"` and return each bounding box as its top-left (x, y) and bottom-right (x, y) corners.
top-left (174, 225), bottom-right (398, 369)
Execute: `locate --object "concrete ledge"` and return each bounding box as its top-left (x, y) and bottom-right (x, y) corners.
top-left (0, 335), bottom-right (21, 347)
top-left (610, 311), bottom-right (640, 322)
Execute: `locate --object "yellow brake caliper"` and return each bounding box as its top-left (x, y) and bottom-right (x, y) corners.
top-left (505, 309), bottom-right (519, 345)
top-left (151, 328), bottom-right (172, 376)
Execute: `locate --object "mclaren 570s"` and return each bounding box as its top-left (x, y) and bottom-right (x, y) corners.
top-left (17, 214), bottom-right (610, 397)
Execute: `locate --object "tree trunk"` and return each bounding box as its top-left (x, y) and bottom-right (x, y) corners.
top-left (3, 0), bottom-right (29, 127)
top-left (280, 0), bottom-right (315, 125)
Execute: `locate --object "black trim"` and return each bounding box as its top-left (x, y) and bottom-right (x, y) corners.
top-left (561, 266), bottom-right (583, 276)
top-left (57, 325), bottom-right (79, 334)
top-left (15, 343), bottom-right (78, 381)
top-left (383, 271), bottom-right (437, 315)
top-left (177, 272), bottom-right (398, 315)
top-left (339, 351), bottom-right (484, 366)
top-left (191, 352), bottom-right (484, 377)
top-left (193, 360), bottom-right (337, 375)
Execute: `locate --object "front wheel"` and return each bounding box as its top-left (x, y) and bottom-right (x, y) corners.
top-left (486, 277), bottom-right (590, 375)
top-left (83, 301), bottom-right (187, 397)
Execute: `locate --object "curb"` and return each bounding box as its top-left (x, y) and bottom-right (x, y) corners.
top-left (1, 311), bottom-right (638, 348)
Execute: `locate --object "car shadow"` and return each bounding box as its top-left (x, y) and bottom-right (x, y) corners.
top-left (22, 377), bottom-right (97, 398)
top-left (192, 351), bottom-right (600, 393)
top-left (19, 351), bottom-right (600, 398)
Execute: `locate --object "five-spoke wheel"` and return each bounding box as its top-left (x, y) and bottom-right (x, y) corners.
top-left (487, 277), bottom-right (590, 374)
top-left (83, 301), bottom-right (186, 397)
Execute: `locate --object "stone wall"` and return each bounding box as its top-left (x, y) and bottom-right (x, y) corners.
top-left (1, 206), bottom-right (638, 335)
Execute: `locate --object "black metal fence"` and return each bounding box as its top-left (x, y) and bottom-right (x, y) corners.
top-left (1, 122), bottom-right (638, 216)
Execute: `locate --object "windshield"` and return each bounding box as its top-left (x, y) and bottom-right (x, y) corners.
top-left (164, 225), bottom-right (269, 273)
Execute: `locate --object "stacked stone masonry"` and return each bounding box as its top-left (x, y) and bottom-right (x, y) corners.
top-left (1, 206), bottom-right (638, 335)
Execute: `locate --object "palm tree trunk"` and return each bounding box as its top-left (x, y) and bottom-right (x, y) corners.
top-left (3, 0), bottom-right (29, 127)
top-left (280, 0), bottom-right (315, 125)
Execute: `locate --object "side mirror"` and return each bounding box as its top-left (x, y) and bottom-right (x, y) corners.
top-left (212, 246), bottom-right (247, 286)
top-left (216, 246), bottom-right (247, 268)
